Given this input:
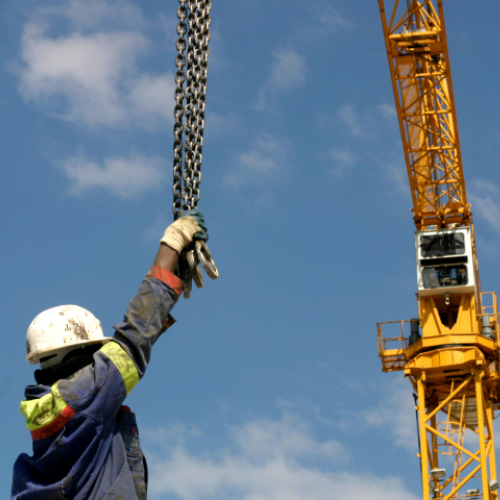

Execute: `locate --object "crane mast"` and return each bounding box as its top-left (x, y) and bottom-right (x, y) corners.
top-left (377, 2), bottom-right (500, 499)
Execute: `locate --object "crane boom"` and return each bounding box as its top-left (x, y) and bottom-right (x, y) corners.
top-left (379, 0), bottom-right (470, 230)
top-left (377, 2), bottom-right (500, 500)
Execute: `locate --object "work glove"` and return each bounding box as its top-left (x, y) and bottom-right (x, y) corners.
top-left (160, 209), bottom-right (208, 254)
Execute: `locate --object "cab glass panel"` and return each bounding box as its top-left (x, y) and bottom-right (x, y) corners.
top-left (422, 264), bottom-right (468, 289)
top-left (420, 233), bottom-right (465, 258)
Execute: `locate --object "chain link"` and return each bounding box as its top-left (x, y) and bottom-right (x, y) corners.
top-left (173, 0), bottom-right (211, 220)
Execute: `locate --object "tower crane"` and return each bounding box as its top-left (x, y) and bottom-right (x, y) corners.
top-left (377, 2), bottom-right (500, 499)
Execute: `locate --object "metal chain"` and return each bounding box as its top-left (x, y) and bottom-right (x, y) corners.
top-left (172, 0), bottom-right (211, 220)
top-left (172, 0), bottom-right (217, 299)
top-left (173, 0), bottom-right (188, 219)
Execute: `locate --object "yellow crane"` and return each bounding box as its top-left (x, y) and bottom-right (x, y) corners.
top-left (377, 1), bottom-right (500, 499)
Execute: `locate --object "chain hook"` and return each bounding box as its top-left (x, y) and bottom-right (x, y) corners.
top-left (186, 247), bottom-right (204, 289)
top-left (195, 240), bottom-right (219, 279)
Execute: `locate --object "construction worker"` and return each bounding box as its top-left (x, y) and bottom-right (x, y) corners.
top-left (11, 209), bottom-right (208, 500)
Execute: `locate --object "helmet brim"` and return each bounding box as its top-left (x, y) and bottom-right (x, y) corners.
top-left (26, 337), bottom-right (113, 365)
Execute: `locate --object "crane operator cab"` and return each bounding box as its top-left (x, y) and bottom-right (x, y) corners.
top-left (415, 227), bottom-right (476, 300)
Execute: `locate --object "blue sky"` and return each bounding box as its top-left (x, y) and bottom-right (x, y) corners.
top-left (2, 0), bottom-right (500, 498)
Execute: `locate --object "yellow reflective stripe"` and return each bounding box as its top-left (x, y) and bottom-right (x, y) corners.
top-left (101, 342), bottom-right (140, 394)
top-left (20, 382), bottom-right (67, 431)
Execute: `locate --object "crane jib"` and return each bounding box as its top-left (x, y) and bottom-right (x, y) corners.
top-left (379, 0), bottom-right (469, 231)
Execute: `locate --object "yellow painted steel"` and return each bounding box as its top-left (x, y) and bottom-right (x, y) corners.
top-left (486, 403), bottom-right (499, 500)
top-left (378, 0), bottom-right (469, 230)
top-left (409, 367), bottom-right (498, 500)
top-left (377, 2), bottom-right (500, 499)
top-left (475, 370), bottom-right (491, 500)
top-left (417, 374), bottom-right (431, 500)
top-left (419, 294), bottom-right (480, 337)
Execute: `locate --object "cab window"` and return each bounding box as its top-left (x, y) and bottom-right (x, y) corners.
top-left (420, 233), bottom-right (465, 258)
top-left (422, 265), bottom-right (468, 289)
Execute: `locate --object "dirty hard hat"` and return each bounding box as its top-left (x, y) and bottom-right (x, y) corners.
top-left (26, 305), bottom-right (111, 367)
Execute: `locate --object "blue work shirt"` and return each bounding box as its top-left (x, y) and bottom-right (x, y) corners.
top-left (12, 267), bottom-right (184, 499)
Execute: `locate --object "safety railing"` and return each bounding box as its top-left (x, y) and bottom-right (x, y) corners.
top-left (377, 320), bottom-right (412, 372)
top-left (378, 293), bottom-right (500, 372)
top-left (479, 291), bottom-right (500, 345)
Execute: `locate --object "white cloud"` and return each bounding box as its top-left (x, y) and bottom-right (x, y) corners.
top-left (377, 103), bottom-right (397, 118)
top-left (319, 6), bottom-right (354, 31)
top-left (362, 376), bottom-right (500, 468)
top-left (333, 103), bottom-right (396, 138)
top-left (255, 48), bottom-right (307, 109)
top-left (144, 412), bottom-right (419, 500)
top-left (231, 414), bottom-right (345, 462)
top-left (291, 5), bottom-right (353, 44)
top-left (362, 378), bottom-right (418, 452)
top-left (337, 104), bottom-right (364, 136)
top-left (268, 49), bottom-right (307, 91)
top-left (469, 179), bottom-right (500, 233)
top-left (19, 23), bottom-right (144, 125)
top-left (127, 73), bottom-right (175, 125)
top-left (386, 163), bottom-right (410, 195)
top-left (62, 153), bottom-right (166, 197)
top-left (225, 134), bottom-right (292, 190)
top-left (328, 148), bottom-right (356, 178)
top-left (469, 194), bottom-right (500, 233)
top-left (17, 4), bottom-right (174, 128)
top-left (470, 179), bottom-right (498, 195)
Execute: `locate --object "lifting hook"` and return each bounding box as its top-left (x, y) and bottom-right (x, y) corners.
top-left (180, 240), bottom-right (219, 299)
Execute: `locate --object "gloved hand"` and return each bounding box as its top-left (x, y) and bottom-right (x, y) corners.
top-left (160, 209), bottom-right (208, 255)
top-left (181, 208), bottom-right (208, 242)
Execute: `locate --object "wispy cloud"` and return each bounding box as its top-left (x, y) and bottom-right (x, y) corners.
top-left (17, 1), bottom-right (174, 128)
top-left (377, 103), bottom-right (397, 118)
top-left (386, 162), bottom-right (410, 195)
top-left (318, 5), bottom-right (354, 32)
top-left (255, 48), bottom-right (307, 110)
top-left (329, 103), bottom-right (396, 138)
top-left (126, 73), bottom-right (175, 126)
top-left (143, 411), bottom-right (418, 500)
top-left (225, 134), bottom-right (292, 190)
top-left (469, 179), bottom-right (500, 233)
top-left (337, 104), bottom-right (364, 136)
top-left (362, 378), bottom-right (417, 452)
top-left (61, 153), bottom-right (166, 197)
top-left (328, 148), bottom-right (356, 178)
top-left (290, 4), bottom-right (354, 44)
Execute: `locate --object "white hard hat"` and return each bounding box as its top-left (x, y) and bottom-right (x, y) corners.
top-left (26, 305), bottom-right (111, 366)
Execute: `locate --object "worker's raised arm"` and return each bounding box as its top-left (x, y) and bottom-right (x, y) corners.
top-left (109, 208), bottom-right (208, 381)
top-left (51, 210), bottom-right (208, 421)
